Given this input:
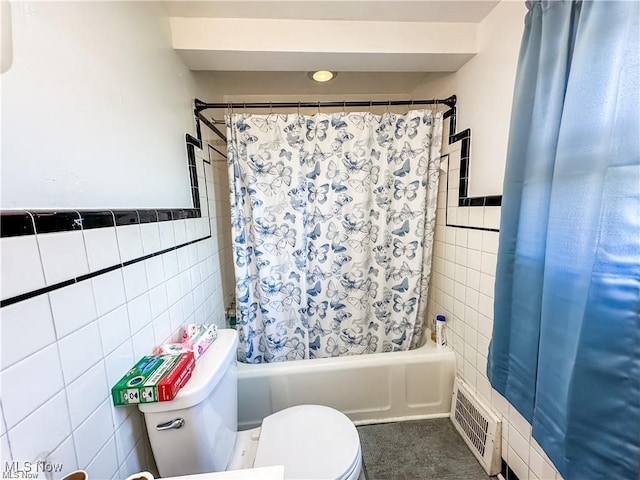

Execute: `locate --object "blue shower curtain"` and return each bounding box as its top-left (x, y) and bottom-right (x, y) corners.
top-left (488, 1), bottom-right (639, 479)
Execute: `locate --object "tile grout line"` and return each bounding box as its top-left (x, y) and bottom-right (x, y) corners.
top-left (0, 400), bottom-right (12, 462)
top-left (0, 235), bottom-right (212, 309)
top-left (76, 399), bottom-right (114, 471)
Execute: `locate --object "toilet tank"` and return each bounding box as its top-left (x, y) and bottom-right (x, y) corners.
top-left (138, 329), bottom-right (239, 478)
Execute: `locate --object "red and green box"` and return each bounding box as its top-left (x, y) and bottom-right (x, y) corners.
top-left (111, 352), bottom-right (195, 406)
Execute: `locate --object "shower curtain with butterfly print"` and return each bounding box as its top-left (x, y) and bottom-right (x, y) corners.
top-left (226, 110), bottom-right (443, 363)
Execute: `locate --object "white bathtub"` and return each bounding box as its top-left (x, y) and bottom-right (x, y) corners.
top-left (237, 340), bottom-right (456, 430)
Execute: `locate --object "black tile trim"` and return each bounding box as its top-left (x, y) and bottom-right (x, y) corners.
top-left (137, 210), bottom-right (158, 224)
top-left (157, 210), bottom-right (172, 222)
top-left (501, 458), bottom-right (521, 480)
top-left (459, 195), bottom-right (502, 208)
top-left (171, 209), bottom-right (189, 220)
top-left (207, 144), bottom-right (225, 162)
top-left (444, 105), bottom-right (457, 140)
top-left (0, 128), bottom-right (206, 239)
top-left (186, 133), bottom-right (202, 149)
top-left (186, 139), bottom-right (202, 211)
top-left (1, 208), bottom-right (202, 234)
top-left (1, 122), bottom-right (213, 307)
top-left (0, 211), bottom-right (35, 237)
top-left (32, 211), bottom-right (82, 233)
top-left (78, 211), bottom-right (115, 229)
top-left (484, 195), bottom-right (502, 207)
top-left (449, 224), bottom-right (499, 233)
top-left (0, 234), bottom-right (212, 308)
top-left (192, 190), bottom-right (201, 211)
top-left (113, 210), bottom-right (139, 226)
top-left (445, 128), bottom-right (502, 232)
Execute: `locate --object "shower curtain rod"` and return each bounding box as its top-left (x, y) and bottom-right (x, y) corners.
top-left (194, 95), bottom-right (457, 113)
top-left (194, 95), bottom-right (458, 143)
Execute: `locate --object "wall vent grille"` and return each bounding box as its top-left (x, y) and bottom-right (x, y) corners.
top-left (450, 378), bottom-right (502, 476)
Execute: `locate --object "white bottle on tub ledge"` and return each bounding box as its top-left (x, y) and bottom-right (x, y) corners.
top-left (435, 314), bottom-right (447, 349)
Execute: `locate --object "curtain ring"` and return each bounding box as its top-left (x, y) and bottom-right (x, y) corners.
top-left (369, 101), bottom-right (372, 113)
top-left (297, 102), bottom-right (301, 115)
top-left (386, 100), bottom-right (391, 113)
top-left (270, 102), bottom-right (273, 114)
top-left (343, 100), bottom-right (346, 111)
top-left (317, 101), bottom-right (321, 115)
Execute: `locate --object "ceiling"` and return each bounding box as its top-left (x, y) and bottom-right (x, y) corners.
top-left (165, 1), bottom-right (500, 96)
top-left (194, 71), bottom-right (431, 97)
top-left (163, 1), bottom-right (500, 23)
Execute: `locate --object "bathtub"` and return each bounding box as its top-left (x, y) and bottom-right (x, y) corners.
top-left (237, 339), bottom-right (456, 430)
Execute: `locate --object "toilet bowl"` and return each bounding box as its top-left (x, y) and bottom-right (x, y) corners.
top-left (253, 405), bottom-right (362, 480)
top-left (138, 330), bottom-right (363, 480)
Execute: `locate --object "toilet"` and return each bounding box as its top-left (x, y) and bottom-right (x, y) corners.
top-left (138, 329), bottom-right (363, 480)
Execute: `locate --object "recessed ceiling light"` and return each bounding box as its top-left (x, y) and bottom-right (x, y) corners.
top-left (310, 71), bottom-right (336, 82)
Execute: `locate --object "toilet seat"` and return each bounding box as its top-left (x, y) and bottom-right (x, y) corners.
top-left (253, 405), bottom-right (362, 480)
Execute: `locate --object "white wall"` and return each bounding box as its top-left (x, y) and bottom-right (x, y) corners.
top-left (412, 1), bottom-right (526, 196)
top-left (0, 143), bottom-right (234, 480)
top-left (0, 2), bottom-right (238, 478)
top-left (1, 1), bottom-right (198, 209)
top-left (171, 16), bottom-right (477, 72)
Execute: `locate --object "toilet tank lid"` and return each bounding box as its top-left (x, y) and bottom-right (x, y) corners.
top-left (138, 329), bottom-right (239, 414)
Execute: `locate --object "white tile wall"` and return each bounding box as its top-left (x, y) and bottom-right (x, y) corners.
top-left (122, 263), bottom-right (148, 301)
top-left (50, 435), bottom-right (79, 477)
top-left (50, 281), bottom-right (98, 338)
top-left (8, 391), bottom-right (72, 464)
top-left (116, 225), bottom-right (144, 263)
top-left (203, 139), bottom-right (236, 314)
top-left (145, 256), bottom-right (165, 290)
top-left (92, 270), bottom-right (127, 317)
top-left (74, 400), bottom-right (114, 468)
top-left (0, 144), bottom-right (236, 479)
top-left (58, 322), bottom-right (104, 384)
top-left (83, 227), bottom-right (121, 273)
top-left (174, 219), bottom-right (188, 246)
top-left (86, 436), bottom-right (118, 480)
top-left (427, 141), bottom-right (563, 480)
top-left (140, 223), bottom-right (161, 255)
top-left (66, 362), bottom-right (110, 429)
top-left (1, 344), bottom-right (64, 429)
top-left (0, 294), bottom-right (56, 368)
top-left (127, 293), bottom-right (153, 334)
top-left (98, 305), bottom-right (131, 356)
top-left (0, 235), bottom-right (45, 299)
top-left (158, 221), bottom-right (176, 250)
top-left (38, 231), bottom-right (89, 285)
